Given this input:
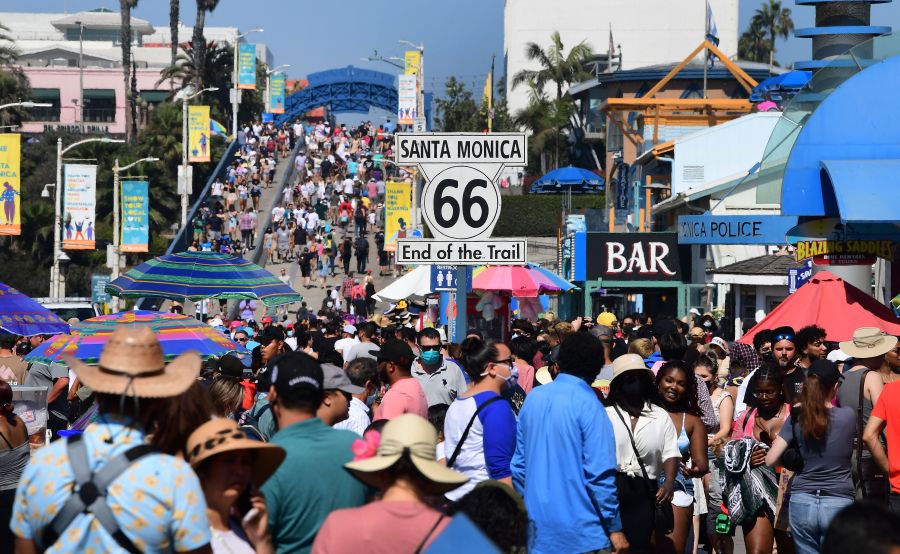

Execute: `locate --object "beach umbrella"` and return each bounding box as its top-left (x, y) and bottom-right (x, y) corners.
top-left (373, 265), bottom-right (434, 302)
top-left (107, 251), bottom-right (302, 307)
top-left (24, 310), bottom-right (246, 366)
top-left (530, 166), bottom-right (605, 194)
top-left (0, 282), bottom-right (70, 337)
top-left (739, 270), bottom-right (900, 344)
top-left (471, 264), bottom-right (576, 298)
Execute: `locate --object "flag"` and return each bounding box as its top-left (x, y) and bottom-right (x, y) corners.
top-left (608, 26), bottom-right (615, 71)
top-left (483, 57), bottom-right (494, 132)
top-left (209, 119), bottom-right (227, 136)
top-left (706, 1), bottom-right (719, 68)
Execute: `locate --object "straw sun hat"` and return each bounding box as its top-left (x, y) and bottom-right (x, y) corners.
top-left (839, 327), bottom-right (899, 359)
top-left (186, 418), bottom-right (286, 486)
top-left (65, 325), bottom-right (200, 398)
top-left (345, 414), bottom-right (467, 495)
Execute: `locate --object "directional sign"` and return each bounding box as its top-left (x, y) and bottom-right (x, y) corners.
top-left (399, 239), bottom-right (527, 265)
top-left (431, 265), bottom-right (457, 291)
top-left (91, 274), bottom-right (110, 304)
top-left (788, 260), bottom-right (813, 294)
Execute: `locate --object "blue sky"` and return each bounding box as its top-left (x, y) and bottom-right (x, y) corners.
top-left (7, 0), bottom-right (900, 92)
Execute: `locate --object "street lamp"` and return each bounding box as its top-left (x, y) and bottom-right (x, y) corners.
top-left (0, 101), bottom-right (52, 111)
top-left (231, 28), bottom-right (264, 137)
top-left (181, 86), bottom-right (218, 231)
top-left (361, 50), bottom-right (404, 70)
top-left (265, 64), bottom-right (290, 111)
top-left (110, 156), bottom-right (159, 312)
top-left (51, 136), bottom-right (125, 299)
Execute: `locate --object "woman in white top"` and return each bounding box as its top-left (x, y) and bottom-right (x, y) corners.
top-left (604, 354), bottom-right (680, 554)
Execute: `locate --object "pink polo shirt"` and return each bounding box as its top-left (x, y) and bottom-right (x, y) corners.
top-left (375, 377), bottom-right (427, 421)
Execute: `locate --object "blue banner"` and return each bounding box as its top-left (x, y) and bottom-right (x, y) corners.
top-left (269, 72), bottom-right (285, 114)
top-left (677, 215), bottom-right (798, 245)
top-left (121, 180), bottom-right (149, 252)
top-left (238, 43), bottom-right (257, 89)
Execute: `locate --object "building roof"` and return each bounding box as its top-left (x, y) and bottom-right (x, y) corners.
top-left (52, 10), bottom-right (155, 34)
top-left (711, 254), bottom-right (803, 276)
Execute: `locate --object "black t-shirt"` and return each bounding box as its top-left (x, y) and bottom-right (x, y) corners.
top-left (783, 365), bottom-right (806, 403)
top-left (293, 227), bottom-right (307, 245)
top-left (208, 213), bottom-right (223, 231)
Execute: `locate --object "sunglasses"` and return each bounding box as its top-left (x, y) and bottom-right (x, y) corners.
top-left (492, 358), bottom-right (514, 367)
top-left (418, 344), bottom-right (441, 352)
top-left (773, 334), bottom-right (794, 342)
top-left (753, 390), bottom-right (779, 399)
top-left (235, 337), bottom-right (249, 343)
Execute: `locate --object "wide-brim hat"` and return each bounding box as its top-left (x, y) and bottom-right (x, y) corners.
top-left (345, 414), bottom-right (468, 495)
top-left (66, 326), bottom-right (200, 399)
top-left (840, 327), bottom-right (898, 359)
top-left (186, 418), bottom-right (286, 486)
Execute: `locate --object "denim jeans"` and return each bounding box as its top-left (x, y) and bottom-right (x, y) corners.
top-left (789, 491), bottom-right (854, 554)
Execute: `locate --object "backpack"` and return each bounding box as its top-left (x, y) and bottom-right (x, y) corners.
top-left (238, 402), bottom-right (272, 442)
top-left (355, 205), bottom-right (364, 219)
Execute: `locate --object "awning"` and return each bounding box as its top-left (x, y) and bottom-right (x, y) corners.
top-left (819, 159), bottom-right (900, 222)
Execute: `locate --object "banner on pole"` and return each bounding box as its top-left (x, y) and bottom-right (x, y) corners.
top-left (384, 181), bottom-right (411, 252)
top-left (0, 134), bottom-right (21, 236)
top-left (121, 180), bottom-right (149, 253)
top-left (63, 164), bottom-right (97, 250)
top-left (188, 105), bottom-right (211, 162)
top-left (270, 72), bottom-right (285, 114)
top-left (238, 43), bottom-right (257, 89)
top-left (398, 74), bottom-right (417, 125)
top-left (404, 50), bottom-right (421, 75)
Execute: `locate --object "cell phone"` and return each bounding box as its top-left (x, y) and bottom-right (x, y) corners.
top-left (242, 507), bottom-right (260, 527)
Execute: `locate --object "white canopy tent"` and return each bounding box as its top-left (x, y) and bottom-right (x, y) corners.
top-left (373, 265), bottom-right (434, 302)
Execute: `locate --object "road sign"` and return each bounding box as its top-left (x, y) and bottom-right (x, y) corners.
top-left (431, 265), bottom-right (457, 291)
top-left (400, 239), bottom-right (527, 265)
top-left (788, 260), bottom-right (813, 294)
top-left (421, 165), bottom-right (501, 241)
top-left (91, 274), bottom-right (111, 304)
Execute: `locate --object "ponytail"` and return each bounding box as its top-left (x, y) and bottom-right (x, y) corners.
top-left (0, 380), bottom-right (14, 425)
top-left (798, 374), bottom-right (830, 441)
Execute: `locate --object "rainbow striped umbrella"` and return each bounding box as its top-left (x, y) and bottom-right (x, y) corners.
top-left (471, 263), bottom-right (577, 298)
top-left (23, 310), bottom-right (246, 366)
top-left (0, 282), bottom-right (70, 337)
top-left (107, 251), bottom-right (302, 307)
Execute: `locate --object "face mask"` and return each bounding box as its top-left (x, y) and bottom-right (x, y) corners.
top-left (366, 392), bottom-right (378, 408)
top-left (505, 364), bottom-right (520, 391)
top-left (703, 321), bottom-right (712, 329)
top-left (420, 350), bottom-right (441, 366)
top-left (619, 378), bottom-right (643, 399)
top-left (622, 325), bottom-right (634, 335)
top-left (287, 330), bottom-right (294, 337)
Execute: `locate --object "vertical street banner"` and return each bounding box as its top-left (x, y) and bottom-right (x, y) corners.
top-left (188, 105), bottom-right (211, 162)
top-left (62, 164), bottom-right (97, 250)
top-left (270, 72), bottom-right (285, 114)
top-left (121, 180), bottom-right (149, 253)
top-left (404, 50), bottom-right (421, 75)
top-left (238, 43), bottom-right (257, 89)
top-left (384, 181), bottom-right (411, 252)
top-left (398, 74), bottom-right (417, 125)
top-left (0, 134), bottom-right (21, 236)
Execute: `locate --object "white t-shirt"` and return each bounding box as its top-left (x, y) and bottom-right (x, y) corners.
top-left (210, 528), bottom-right (254, 554)
top-left (342, 179), bottom-right (355, 195)
top-left (211, 181), bottom-right (224, 197)
top-left (605, 403), bottom-right (681, 480)
top-left (334, 336), bottom-right (359, 354)
top-left (305, 211), bottom-right (319, 231)
top-left (271, 206), bottom-right (285, 223)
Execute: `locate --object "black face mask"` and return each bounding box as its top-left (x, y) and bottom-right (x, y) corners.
top-left (619, 378), bottom-right (643, 399)
top-left (622, 324), bottom-right (634, 335)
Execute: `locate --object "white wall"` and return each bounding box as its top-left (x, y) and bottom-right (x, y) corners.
top-left (504, 0), bottom-right (739, 115)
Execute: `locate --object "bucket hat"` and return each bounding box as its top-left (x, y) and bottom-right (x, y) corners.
top-left (344, 414), bottom-right (468, 495)
top-left (840, 327), bottom-right (898, 359)
top-left (186, 418), bottom-right (286, 486)
top-left (610, 353), bottom-right (651, 383)
top-left (65, 326), bottom-right (200, 398)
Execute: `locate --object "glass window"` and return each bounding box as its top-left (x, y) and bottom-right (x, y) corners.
top-left (140, 90), bottom-right (169, 104)
top-left (83, 89), bottom-right (116, 122)
top-left (31, 88), bottom-right (61, 121)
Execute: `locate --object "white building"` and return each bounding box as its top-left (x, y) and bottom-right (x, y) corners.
top-left (503, 0), bottom-right (739, 115)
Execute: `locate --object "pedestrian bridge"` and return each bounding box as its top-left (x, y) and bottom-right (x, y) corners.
top-left (274, 65), bottom-right (431, 126)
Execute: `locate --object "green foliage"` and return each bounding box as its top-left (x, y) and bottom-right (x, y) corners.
top-left (739, 0), bottom-right (794, 66)
top-left (434, 75), bottom-right (515, 133)
top-left (0, 68), bottom-right (32, 126)
top-left (492, 194), bottom-right (605, 237)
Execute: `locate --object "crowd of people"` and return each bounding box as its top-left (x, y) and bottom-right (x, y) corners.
top-left (6, 304), bottom-right (900, 553)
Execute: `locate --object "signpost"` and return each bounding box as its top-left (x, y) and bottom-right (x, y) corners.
top-left (395, 132), bottom-right (528, 341)
top-left (788, 260), bottom-right (813, 294)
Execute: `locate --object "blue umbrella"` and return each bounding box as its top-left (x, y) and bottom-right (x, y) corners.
top-left (106, 251), bottom-right (303, 307)
top-left (531, 166), bottom-right (605, 194)
top-left (526, 263), bottom-right (578, 292)
top-left (750, 70), bottom-right (811, 102)
top-left (0, 282), bottom-right (70, 337)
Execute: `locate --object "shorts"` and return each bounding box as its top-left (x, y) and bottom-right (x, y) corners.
top-left (659, 467), bottom-right (695, 508)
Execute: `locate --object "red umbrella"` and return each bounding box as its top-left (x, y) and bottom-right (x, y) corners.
top-left (739, 270), bottom-right (900, 344)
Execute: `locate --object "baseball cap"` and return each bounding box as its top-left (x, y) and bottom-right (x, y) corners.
top-left (321, 363), bottom-right (364, 394)
top-left (827, 349), bottom-right (852, 363)
top-left (271, 352), bottom-right (324, 396)
top-left (261, 316), bottom-right (273, 324)
top-left (807, 359), bottom-right (842, 389)
top-left (216, 354), bottom-right (245, 379)
top-left (596, 312), bottom-right (618, 327)
top-left (375, 339), bottom-right (414, 367)
top-left (343, 324), bottom-right (357, 335)
top-left (229, 320), bottom-right (243, 329)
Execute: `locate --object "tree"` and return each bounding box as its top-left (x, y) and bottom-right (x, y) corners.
top-left (434, 76), bottom-right (481, 132)
top-left (752, 0), bottom-right (794, 68)
top-left (0, 22), bottom-right (19, 66)
top-left (512, 31), bottom-right (593, 166)
top-left (192, 0), bottom-right (221, 78)
top-left (169, 0), bottom-right (179, 90)
top-left (738, 20), bottom-right (769, 62)
top-left (120, 0), bottom-right (139, 143)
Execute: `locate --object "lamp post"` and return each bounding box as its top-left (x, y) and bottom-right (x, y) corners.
top-left (265, 64), bottom-right (291, 112)
top-left (181, 86), bottom-right (218, 231)
top-left (111, 156), bottom-right (158, 312)
top-left (0, 101), bottom-right (52, 111)
top-left (231, 28), bottom-right (264, 138)
top-left (51, 136), bottom-right (125, 299)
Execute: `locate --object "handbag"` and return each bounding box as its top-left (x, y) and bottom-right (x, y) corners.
top-left (780, 409), bottom-right (805, 472)
top-left (613, 407), bottom-right (675, 535)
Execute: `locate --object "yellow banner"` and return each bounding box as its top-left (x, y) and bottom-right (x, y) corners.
top-left (0, 134), bottom-right (21, 236)
top-left (188, 105), bottom-right (211, 163)
top-left (405, 50), bottom-right (421, 75)
top-left (385, 181), bottom-right (411, 252)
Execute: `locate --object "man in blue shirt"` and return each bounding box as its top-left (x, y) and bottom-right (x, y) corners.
top-left (511, 332), bottom-right (628, 553)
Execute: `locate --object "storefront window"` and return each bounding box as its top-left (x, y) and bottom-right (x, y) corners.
top-left (31, 88), bottom-right (60, 121)
top-left (83, 89), bottom-right (116, 122)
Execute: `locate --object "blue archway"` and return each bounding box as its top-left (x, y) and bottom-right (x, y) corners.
top-left (274, 65), bottom-right (431, 127)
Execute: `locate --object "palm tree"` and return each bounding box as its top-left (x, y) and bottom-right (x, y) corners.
top-left (753, 0), bottom-right (794, 68)
top-left (169, 0), bottom-right (179, 90)
top-left (512, 31), bottom-right (593, 167)
top-left (0, 22), bottom-right (19, 66)
top-left (192, 0), bottom-right (221, 77)
top-left (120, 0), bottom-right (139, 143)
top-left (739, 20), bottom-right (769, 62)
top-left (159, 41), bottom-right (233, 116)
